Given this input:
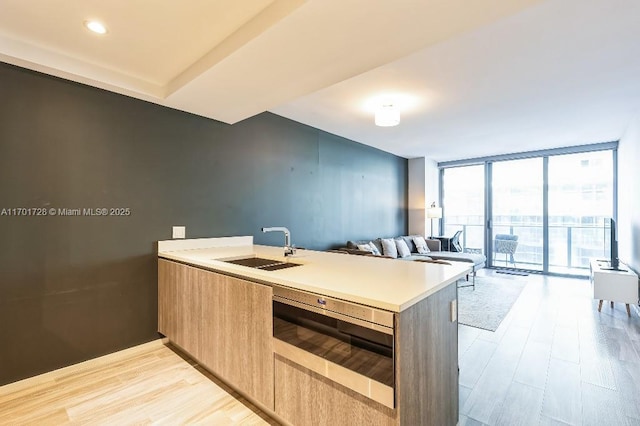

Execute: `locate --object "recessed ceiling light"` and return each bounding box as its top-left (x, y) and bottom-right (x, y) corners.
top-left (84, 20), bottom-right (108, 35)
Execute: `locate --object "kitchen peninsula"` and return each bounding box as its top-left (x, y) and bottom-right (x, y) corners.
top-left (158, 236), bottom-right (471, 426)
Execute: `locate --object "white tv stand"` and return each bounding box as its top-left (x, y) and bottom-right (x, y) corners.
top-left (590, 259), bottom-right (639, 316)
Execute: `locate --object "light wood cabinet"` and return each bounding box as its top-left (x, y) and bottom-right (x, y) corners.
top-left (197, 268), bottom-right (274, 409)
top-left (158, 260), bottom-right (200, 357)
top-left (273, 282), bottom-right (459, 426)
top-left (157, 259), bottom-right (274, 409)
top-left (274, 355), bottom-right (397, 426)
top-left (396, 281), bottom-right (458, 425)
top-left (159, 257), bottom-right (459, 425)
top-left (157, 258), bottom-right (176, 339)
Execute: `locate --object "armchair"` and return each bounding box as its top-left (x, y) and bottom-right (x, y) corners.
top-left (494, 234), bottom-right (518, 267)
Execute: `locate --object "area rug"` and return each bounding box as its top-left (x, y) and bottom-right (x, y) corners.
top-left (458, 276), bottom-right (526, 332)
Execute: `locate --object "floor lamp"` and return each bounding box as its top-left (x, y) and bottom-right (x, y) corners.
top-left (426, 202), bottom-right (442, 239)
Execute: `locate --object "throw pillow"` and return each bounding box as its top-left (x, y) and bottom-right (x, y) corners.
top-left (413, 236), bottom-right (430, 254)
top-left (401, 235), bottom-right (417, 253)
top-left (371, 239), bottom-right (384, 255)
top-left (368, 241), bottom-right (381, 256)
top-left (380, 238), bottom-right (398, 258)
top-left (346, 240), bottom-right (359, 249)
top-left (395, 238), bottom-right (411, 258)
top-left (357, 243), bottom-right (373, 253)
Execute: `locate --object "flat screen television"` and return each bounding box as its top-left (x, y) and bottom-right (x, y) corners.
top-left (603, 217), bottom-right (623, 270)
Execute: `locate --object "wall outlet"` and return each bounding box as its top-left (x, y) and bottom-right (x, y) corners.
top-left (172, 226), bottom-right (186, 239)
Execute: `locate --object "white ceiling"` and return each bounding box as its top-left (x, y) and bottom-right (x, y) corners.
top-left (272, 0), bottom-right (640, 161)
top-left (2, 0), bottom-right (639, 162)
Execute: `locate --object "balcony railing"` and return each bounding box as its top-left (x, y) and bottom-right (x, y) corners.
top-left (442, 223), bottom-right (607, 275)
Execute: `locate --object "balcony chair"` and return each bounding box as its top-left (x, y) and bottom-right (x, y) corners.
top-left (494, 234), bottom-right (518, 267)
top-left (437, 230), bottom-right (463, 252)
top-left (449, 230), bottom-right (463, 252)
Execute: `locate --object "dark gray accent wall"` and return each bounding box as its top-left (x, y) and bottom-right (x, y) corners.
top-left (0, 62), bottom-right (407, 385)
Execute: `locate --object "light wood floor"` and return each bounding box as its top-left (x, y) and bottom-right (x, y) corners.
top-left (0, 340), bottom-right (277, 425)
top-left (2, 272), bottom-right (639, 426)
top-left (459, 270), bottom-right (640, 426)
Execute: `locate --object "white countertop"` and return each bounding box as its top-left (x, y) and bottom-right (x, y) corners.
top-left (157, 237), bottom-right (471, 312)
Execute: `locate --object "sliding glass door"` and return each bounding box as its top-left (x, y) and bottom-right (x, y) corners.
top-left (440, 144), bottom-right (616, 276)
top-left (491, 158), bottom-right (544, 271)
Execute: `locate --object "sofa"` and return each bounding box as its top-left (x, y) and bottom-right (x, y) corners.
top-left (342, 235), bottom-right (486, 284)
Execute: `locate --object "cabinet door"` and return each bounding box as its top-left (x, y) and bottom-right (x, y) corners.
top-left (158, 259), bottom-right (177, 338)
top-left (158, 259), bottom-right (201, 358)
top-left (274, 355), bottom-right (397, 426)
top-left (397, 282), bottom-right (458, 425)
top-left (198, 269), bottom-right (274, 410)
top-left (158, 261), bottom-right (274, 409)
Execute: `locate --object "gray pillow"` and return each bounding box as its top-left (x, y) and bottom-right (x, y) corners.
top-left (381, 238), bottom-right (398, 258)
top-left (371, 239), bottom-right (384, 255)
top-left (401, 235), bottom-right (417, 253)
top-left (395, 238), bottom-right (411, 258)
top-left (413, 236), bottom-right (430, 254)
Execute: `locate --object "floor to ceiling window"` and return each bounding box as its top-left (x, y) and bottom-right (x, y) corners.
top-left (547, 150), bottom-right (614, 274)
top-left (439, 143), bottom-right (616, 276)
top-left (441, 165), bottom-right (484, 252)
top-left (491, 158), bottom-right (544, 271)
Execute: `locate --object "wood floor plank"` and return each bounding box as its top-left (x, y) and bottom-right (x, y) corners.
top-left (577, 322), bottom-right (608, 362)
top-left (528, 309), bottom-right (557, 345)
top-left (541, 355), bottom-right (582, 424)
top-left (459, 384), bottom-right (473, 414)
top-left (580, 382), bottom-right (631, 426)
top-left (623, 316), bottom-right (640, 341)
top-left (459, 339), bottom-right (498, 388)
top-left (594, 307), bottom-right (631, 331)
top-left (538, 414), bottom-right (572, 425)
top-left (631, 339), bottom-right (640, 361)
top-left (551, 325), bottom-right (580, 363)
top-left (462, 325), bottom-right (528, 423)
top-left (0, 407), bottom-right (71, 425)
top-left (603, 326), bottom-right (640, 363)
top-left (0, 374), bottom-right (123, 417)
top-left (513, 340), bottom-right (551, 390)
top-left (490, 382), bottom-right (544, 426)
top-left (610, 359), bottom-right (640, 421)
top-left (459, 414), bottom-right (488, 426)
top-left (555, 302), bottom-right (579, 330)
top-left (459, 324), bottom-right (481, 357)
top-left (509, 298), bottom-right (541, 329)
top-left (579, 356), bottom-right (616, 390)
top-left (0, 343), bottom-right (274, 426)
top-left (475, 314), bottom-right (514, 344)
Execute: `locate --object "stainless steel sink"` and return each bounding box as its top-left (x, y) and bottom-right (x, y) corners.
top-left (223, 256), bottom-right (301, 271)
top-left (225, 257), bottom-right (280, 268)
top-left (260, 262), bottom-right (300, 271)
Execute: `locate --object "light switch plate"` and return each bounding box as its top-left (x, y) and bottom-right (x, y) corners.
top-left (172, 226), bottom-right (186, 239)
top-left (450, 300), bottom-right (457, 322)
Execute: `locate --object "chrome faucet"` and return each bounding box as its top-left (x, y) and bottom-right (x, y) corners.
top-left (262, 226), bottom-right (296, 257)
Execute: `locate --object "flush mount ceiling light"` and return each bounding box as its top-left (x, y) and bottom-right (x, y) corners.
top-left (375, 103), bottom-right (400, 127)
top-left (84, 20), bottom-right (108, 35)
